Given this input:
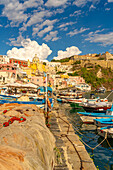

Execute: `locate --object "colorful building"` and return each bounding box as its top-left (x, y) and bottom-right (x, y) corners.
top-left (0, 63), bottom-right (18, 83)
top-left (9, 58), bottom-right (28, 67)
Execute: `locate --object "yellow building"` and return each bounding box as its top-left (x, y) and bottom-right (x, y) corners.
top-left (23, 54), bottom-right (46, 78)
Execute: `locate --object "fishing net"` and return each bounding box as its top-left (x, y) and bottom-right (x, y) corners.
top-left (0, 103), bottom-right (55, 170)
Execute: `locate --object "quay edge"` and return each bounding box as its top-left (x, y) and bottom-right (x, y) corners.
top-left (50, 100), bottom-right (97, 170)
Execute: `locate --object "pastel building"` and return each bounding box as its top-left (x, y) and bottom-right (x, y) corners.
top-left (0, 63), bottom-right (18, 83)
top-left (31, 76), bottom-right (44, 86)
top-left (0, 55), bottom-right (9, 64)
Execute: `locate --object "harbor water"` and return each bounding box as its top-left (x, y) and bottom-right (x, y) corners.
top-left (61, 91), bottom-right (113, 170)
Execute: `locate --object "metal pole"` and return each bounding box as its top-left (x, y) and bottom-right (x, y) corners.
top-left (46, 73), bottom-right (47, 113)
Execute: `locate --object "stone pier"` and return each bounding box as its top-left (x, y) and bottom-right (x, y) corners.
top-left (50, 101), bottom-right (97, 170)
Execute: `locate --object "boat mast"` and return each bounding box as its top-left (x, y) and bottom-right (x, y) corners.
top-left (46, 73), bottom-right (47, 113)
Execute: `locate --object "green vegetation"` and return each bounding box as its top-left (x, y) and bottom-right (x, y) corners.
top-left (68, 71), bottom-right (79, 76)
top-left (98, 57), bottom-right (105, 60)
top-left (56, 71), bottom-right (66, 74)
top-left (95, 53), bottom-right (101, 57)
top-left (78, 67), bottom-right (113, 88)
top-left (43, 62), bottom-right (46, 65)
top-left (73, 60), bottom-right (81, 65)
top-left (87, 66), bottom-right (93, 68)
top-left (51, 57), bottom-right (71, 63)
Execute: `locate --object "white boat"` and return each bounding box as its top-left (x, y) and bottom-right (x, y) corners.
top-left (97, 126), bottom-right (113, 138)
top-left (95, 86), bottom-right (106, 93)
top-left (75, 83), bottom-right (91, 92)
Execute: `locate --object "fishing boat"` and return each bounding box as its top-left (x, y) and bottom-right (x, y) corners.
top-left (95, 86), bottom-right (106, 93)
top-left (77, 104), bottom-right (113, 124)
top-left (0, 97), bottom-right (53, 109)
top-left (94, 118), bottom-right (113, 127)
top-left (86, 93), bottom-right (108, 103)
top-left (75, 83), bottom-right (91, 92)
top-left (57, 95), bottom-right (87, 103)
top-left (97, 126), bottom-right (113, 138)
top-left (81, 101), bottom-right (111, 113)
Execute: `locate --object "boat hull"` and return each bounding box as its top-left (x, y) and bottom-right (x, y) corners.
top-left (94, 118), bottom-right (113, 127)
top-left (97, 126), bottom-right (113, 138)
top-left (82, 106), bottom-right (111, 113)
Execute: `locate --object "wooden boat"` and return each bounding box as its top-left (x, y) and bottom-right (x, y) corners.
top-left (0, 94), bottom-right (21, 98)
top-left (94, 118), bottom-right (113, 127)
top-left (97, 126), bottom-right (113, 138)
top-left (0, 97), bottom-right (53, 109)
top-left (78, 105), bottom-right (113, 124)
top-left (81, 102), bottom-right (111, 113)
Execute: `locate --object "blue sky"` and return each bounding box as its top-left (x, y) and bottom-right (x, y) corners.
top-left (0, 0), bottom-right (113, 61)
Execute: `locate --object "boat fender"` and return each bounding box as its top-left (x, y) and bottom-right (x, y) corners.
top-left (47, 98), bottom-right (51, 109)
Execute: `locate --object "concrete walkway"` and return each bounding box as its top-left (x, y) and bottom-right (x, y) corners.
top-left (50, 101), bottom-right (97, 170)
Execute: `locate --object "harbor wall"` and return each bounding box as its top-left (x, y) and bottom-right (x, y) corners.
top-left (50, 101), bottom-right (97, 170)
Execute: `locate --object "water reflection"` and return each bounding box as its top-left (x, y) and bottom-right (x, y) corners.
top-left (67, 94), bottom-right (113, 170)
top-left (98, 136), bottom-right (113, 148)
top-left (81, 123), bottom-right (96, 131)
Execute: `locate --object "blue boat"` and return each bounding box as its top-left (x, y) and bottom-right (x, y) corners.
top-left (77, 111), bottom-right (113, 117)
top-left (78, 104), bottom-right (113, 117)
top-left (97, 126), bottom-right (113, 138)
top-left (77, 105), bottom-right (113, 124)
top-left (94, 118), bottom-right (113, 127)
top-left (0, 97), bottom-right (53, 109)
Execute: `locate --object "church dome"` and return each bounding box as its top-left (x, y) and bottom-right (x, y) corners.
top-left (32, 54), bottom-right (39, 63)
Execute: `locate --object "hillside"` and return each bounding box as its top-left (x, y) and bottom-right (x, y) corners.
top-left (72, 65), bottom-right (113, 90)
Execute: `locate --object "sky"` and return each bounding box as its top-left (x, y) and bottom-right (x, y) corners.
top-left (0, 0), bottom-right (113, 61)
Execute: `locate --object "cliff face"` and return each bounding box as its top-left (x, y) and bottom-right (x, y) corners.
top-left (0, 103), bottom-right (55, 170)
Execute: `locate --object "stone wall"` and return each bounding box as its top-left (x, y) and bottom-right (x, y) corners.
top-left (81, 59), bottom-right (113, 70)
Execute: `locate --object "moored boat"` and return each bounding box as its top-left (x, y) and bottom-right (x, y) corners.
top-left (97, 126), bottom-right (113, 138)
top-left (94, 118), bottom-right (113, 127)
top-left (95, 86), bottom-right (106, 93)
top-left (81, 101), bottom-right (111, 113)
top-left (77, 104), bottom-right (113, 124)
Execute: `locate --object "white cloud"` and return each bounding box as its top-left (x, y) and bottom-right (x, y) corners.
top-left (108, 0), bottom-right (113, 2)
top-left (45, 0), bottom-right (68, 7)
top-left (73, 0), bottom-right (100, 7)
top-left (44, 31), bottom-right (59, 42)
top-left (54, 46), bottom-right (82, 60)
top-left (32, 19), bottom-right (57, 36)
top-left (8, 34), bottom-right (24, 46)
top-left (67, 27), bottom-right (89, 36)
top-left (70, 10), bottom-right (82, 17)
top-left (25, 10), bottom-right (52, 28)
top-left (38, 26), bottom-right (53, 37)
top-left (59, 21), bottom-right (76, 28)
top-left (105, 8), bottom-right (110, 10)
top-left (0, 0), bottom-right (44, 26)
top-left (89, 4), bottom-right (96, 10)
top-left (85, 31), bottom-right (113, 46)
top-left (7, 39), bottom-right (52, 61)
